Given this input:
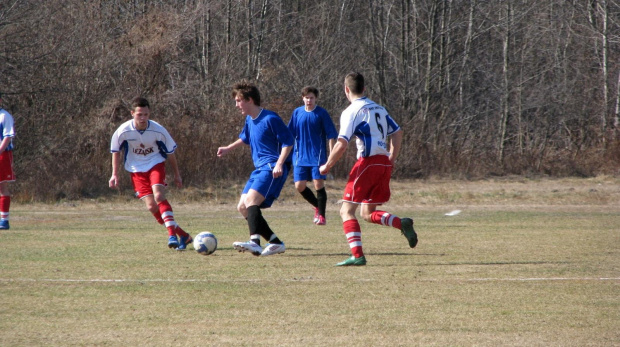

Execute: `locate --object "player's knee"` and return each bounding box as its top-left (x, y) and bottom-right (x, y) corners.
top-left (146, 202), bottom-right (158, 214)
top-left (237, 202), bottom-right (247, 215)
top-left (359, 210), bottom-right (373, 222)
top-left (295, 182), bottom-right (306, 193)
top-left (153, 192), bottom-right (165, 203)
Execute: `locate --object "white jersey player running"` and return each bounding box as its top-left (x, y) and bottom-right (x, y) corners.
top-left (339, 96), bottom-right (400, 159)
top-left (109, 97), bottom-right (193, 250)
top-left (110, 119), bottom-right (177, 173)
top-left (320, 72), bottom-right (418, 266)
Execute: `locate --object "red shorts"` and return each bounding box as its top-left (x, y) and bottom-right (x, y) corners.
top-left (130, 162), bottom-right (166, 199)
top-left (0, 151), bottom-right (15, 183)
top-left (343, 155), bottom-right (392, 204)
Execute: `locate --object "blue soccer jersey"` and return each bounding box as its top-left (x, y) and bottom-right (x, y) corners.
top-left (239, 109), bottom-right (294, 170)
top-left (339, 97), bottom-right (400, 158)
top-left (288, 106), bottom-right (338, 167)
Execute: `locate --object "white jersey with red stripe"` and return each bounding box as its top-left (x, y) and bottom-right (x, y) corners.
top-left (338, 97), bottom-right (400, 159)
top-left (110, 119), bottom-right (177, 173)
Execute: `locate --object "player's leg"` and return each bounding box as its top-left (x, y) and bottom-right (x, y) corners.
top-left (312, 174), bottom-right (327, 225)
top-left (0, 151), bottom-right (14, 230)
top-left (295, 166), bottom-right (319, 222)
top-left (357, 156), bottom-right (418, 248)
top-left (234, 172), bottom-right (268, 255)
top-left (150, 163), bottom-right (191, 249)
top-left (254, 168), bottom-right (287, 255)
top-left (365, 207), bottom-right (417, 248)
top-left (235, 192), bottom-right (262, 247)
top-left (336, 201), bottom-right (366, 266)
top-left (234, 169), bottom-right (287, 256)
top-left (142, 194), bottom-right (162, 223)
top-left (131, 170), bottom-right (165, 225)
top-left (0, 181), bottom-right (10, 229)
top-left (152, 184), bottom-right (192, 250)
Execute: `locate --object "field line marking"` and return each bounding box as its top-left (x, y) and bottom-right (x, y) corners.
top-left (0, 277), bottom-right (618, 283)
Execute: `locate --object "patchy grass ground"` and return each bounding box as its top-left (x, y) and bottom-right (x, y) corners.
top-left (0, 177), bottom-right (618, 346)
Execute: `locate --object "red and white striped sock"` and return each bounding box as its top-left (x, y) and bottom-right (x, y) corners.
top-left (343, 219), bottom-right (364, 258)
top-left (370, 210), bottom-right (402, 230)
top-left (158, 200), bottom-right (178, 236)
top-left (0, 196), bottom-right (9, 220)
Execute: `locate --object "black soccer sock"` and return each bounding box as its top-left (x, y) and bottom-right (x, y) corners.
top-left (246, 205), bottom-right (262, 245)
top-left (300, 187), bottom-right (318, 208)
top-left (316, 187), bottom-right (327, 217)
top-left (247, 205), bottom-right (282, 244)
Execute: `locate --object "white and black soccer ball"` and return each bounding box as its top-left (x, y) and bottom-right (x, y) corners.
top-left (193, 231), bottom-right (218, 255)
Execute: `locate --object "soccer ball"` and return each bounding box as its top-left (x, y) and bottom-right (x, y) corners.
top-left (193, 231), bottom-right (218, 255)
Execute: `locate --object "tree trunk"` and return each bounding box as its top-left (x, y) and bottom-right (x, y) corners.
top-left (498, 0), bottom-right (511, 165)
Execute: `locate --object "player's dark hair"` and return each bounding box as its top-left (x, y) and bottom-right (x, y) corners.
top-left (345, 72), bottom-right (365, 95)
top-left (131, 97), bottom-right (150, 109)
top-left (232, 82), bottom-right (261, 106)
top-left (301, 86), bottom-right (319, 98)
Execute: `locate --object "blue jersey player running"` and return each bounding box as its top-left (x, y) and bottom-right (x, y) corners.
top-left (217, 82), bottom-right (294, 257)
top-left (288, 86), bottom-right (338, 226)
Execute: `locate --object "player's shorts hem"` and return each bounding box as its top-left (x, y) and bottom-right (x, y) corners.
top-left (341, 199), bottom-right (388, 205)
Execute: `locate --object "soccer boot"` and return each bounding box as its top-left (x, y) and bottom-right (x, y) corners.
top-left (233, 240), bottom-right (263, 256)
top-left (336, 255), bottom-right (367, 266)
top-left (0, 219), bottom-right (9, 230)
top-left (400, 218), bottom-right (418, 248)
top-left (261, 243), bottom-right (285, 256)
top-left (315, 215), bottom-right (326, 226)
top-left (177, 234), bottom-right (193, 251)
top-left (313, 207), bottom-right (320, 224)
top-left (167, 235), bottom-right (179, 249)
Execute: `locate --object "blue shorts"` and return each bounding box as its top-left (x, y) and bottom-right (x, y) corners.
top-left (293, 165), bottom-right (326, 183)
top-left (242, 166), bottom-right (289, 208)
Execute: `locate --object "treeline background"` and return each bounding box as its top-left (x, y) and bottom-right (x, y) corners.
top-left (1, 0), bottom-right (619, 201)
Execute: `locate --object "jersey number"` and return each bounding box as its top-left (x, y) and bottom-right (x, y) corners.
top-left (375, 113), bottom-right (387, 139)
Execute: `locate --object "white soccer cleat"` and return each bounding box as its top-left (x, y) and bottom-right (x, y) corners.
top-left (261, 243), bottom-right (285, 256)
top-left (233, 240), bottom-right (263, 256)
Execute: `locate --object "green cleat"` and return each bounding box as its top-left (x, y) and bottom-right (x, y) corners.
top-left (400, 218), bottom-right (418, 248)
top-left (336, 255), bottom-right (367, 266)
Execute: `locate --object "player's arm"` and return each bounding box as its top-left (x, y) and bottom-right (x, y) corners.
top-left (272, 145), bottom-right (293, 178)
top-left (328, 138), bottom-right (335, 154)
top-left (388, 129), bottom-right (403, 165)
top-left (0, 136), bottom-right (12, 153)
top-left (166, 152), bottom-right (182, 188)
top-left (320, 138), bottom-right (348, 175)
top-left (217, 138), bottom-right (245, 157)
top-left (109, 152), bottom-right (121, 188)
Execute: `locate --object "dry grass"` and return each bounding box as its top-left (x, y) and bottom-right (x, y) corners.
top-left (0, 177), bottom-right (618, 346)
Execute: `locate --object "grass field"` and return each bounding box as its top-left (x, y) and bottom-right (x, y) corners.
top-left (0, 177), bottom-right (618, 346)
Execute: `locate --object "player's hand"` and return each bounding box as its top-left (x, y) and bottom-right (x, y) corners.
top-left (217, 146), bottom-right (229, 157)
top-left (272, 163), bottom-right (283, 178)
top-left (174, 175), bottom-right (183, 188)
top-left (109, 175), bottom-right (118, 189)
top-left (319, 164), bottom-right (329, 175)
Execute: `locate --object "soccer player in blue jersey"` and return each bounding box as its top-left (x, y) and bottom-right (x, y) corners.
top-left (320, 72), bottom-right (418, 266)
top-left (217, 82), bottom-right (294, 256)
top-left (288, 86), bottom-right (338, 226)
